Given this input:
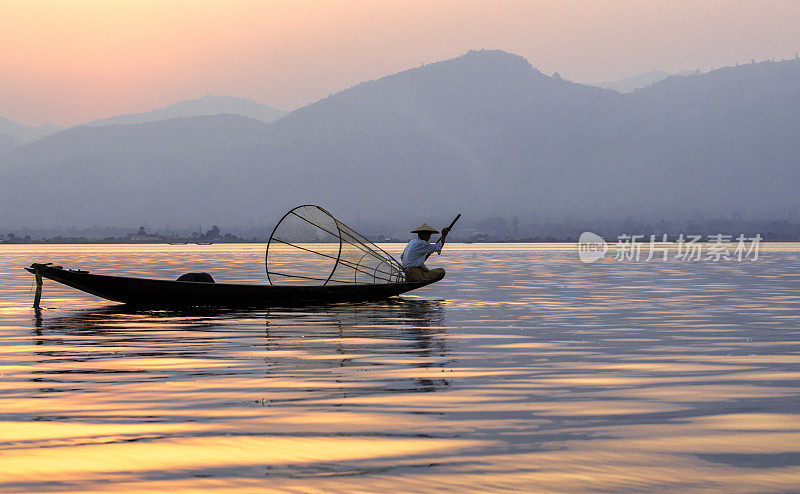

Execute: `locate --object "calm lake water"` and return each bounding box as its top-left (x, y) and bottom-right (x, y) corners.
top-left (1, 243), bottom-right (799, 493)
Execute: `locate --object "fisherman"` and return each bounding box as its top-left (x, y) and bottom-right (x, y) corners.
top-left (401, 223), bottom-right (449, 282)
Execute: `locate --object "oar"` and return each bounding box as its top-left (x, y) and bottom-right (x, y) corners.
top-left (444, 214), bottom-right (461, 233)
top-left (426, 214), bottom-right (461, 260)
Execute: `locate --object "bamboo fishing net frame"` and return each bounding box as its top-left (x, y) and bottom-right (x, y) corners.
top-left (266, 205), bottom-right (405, 286)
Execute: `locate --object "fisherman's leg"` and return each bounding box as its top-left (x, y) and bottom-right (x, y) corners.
top-left (424, 268), bottom-right (445, 282)
top-left (406, 265), bottom-right (445, 283)
top-left (405, 267), bottom-right (425, 282)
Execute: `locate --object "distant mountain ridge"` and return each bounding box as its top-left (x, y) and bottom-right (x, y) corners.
top-left (84, 94), bottom-right (287, 127)
top-left (0, 116), bottom-right (63, 154)
top-left (1, 50), bottom-right (799, 230)
top-left (0, 94), bottom-right (285, 155)
top-left (589, 70), bottom-right (690, 93)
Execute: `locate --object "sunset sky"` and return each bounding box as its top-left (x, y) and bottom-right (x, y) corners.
top-left (2, 0), bottom-right (799, 126)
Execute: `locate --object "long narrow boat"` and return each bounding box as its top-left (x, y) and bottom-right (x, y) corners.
top-left (26, 205), bottom-right (452, 308)
top-left (26, 264), bottom-right (441, 306)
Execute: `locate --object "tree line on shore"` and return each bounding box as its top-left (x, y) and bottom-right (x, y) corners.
top-left (3, 217), bottom-right (800, 243)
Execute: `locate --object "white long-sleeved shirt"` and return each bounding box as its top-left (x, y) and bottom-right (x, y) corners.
top-left (401, 238), bottom-right (443, 268)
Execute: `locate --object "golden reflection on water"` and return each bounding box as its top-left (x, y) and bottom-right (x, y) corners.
top-left (1, 243), bottom-right (799, 492)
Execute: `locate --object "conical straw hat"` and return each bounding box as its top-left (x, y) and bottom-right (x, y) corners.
top-left (411, 223), bottom-right (439, 234)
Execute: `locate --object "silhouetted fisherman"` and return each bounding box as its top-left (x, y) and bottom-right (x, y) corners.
top-left (401, 223), bottom-right (449, 282)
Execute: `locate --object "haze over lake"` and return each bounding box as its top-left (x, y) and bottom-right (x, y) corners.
top-left (2, 50), bottom-right (800, 233)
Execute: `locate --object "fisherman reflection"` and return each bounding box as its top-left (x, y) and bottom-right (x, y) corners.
top-left (395, 299), bottom-right (449, 392)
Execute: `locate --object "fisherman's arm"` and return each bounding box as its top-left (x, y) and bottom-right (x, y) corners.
top-left (433, 227), bottom-right (450, 254)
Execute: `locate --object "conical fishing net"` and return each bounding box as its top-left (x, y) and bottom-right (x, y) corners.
top-left (266, 205), bottom-right (405, 285)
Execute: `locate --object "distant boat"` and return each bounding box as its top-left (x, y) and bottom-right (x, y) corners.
top-left (26, 205), bottom-right (447, 307)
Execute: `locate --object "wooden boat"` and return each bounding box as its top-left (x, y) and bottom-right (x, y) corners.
top-left (26, 263), bottom-right (441, 307)
top-left (26, 205), bottom-right (457, 308)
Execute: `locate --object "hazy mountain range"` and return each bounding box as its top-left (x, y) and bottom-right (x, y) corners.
top-left (1, 50), bottom-right (799, 232)
top-left (588, 70), bottom-right (694, 93)
top-left (83, 94), bottom-right (286, 127)
top-left (0, 95), bottom-right (284, 155)
top-left (0, 116), bottom-right (63, 154)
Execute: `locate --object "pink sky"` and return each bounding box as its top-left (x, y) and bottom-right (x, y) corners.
top-left (2, 0), bottom-right (799, 126)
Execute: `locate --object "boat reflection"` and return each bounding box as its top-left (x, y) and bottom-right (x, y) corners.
top-left (28, 298), bottom-right (450, 399)
top-left (263, 299), bottom-right (450, 395)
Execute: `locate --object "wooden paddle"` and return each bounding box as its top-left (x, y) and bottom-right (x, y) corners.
top-left (425, 214), bottom-right (461, 260)
top-left (444, 213), bottom-right (461, 233)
